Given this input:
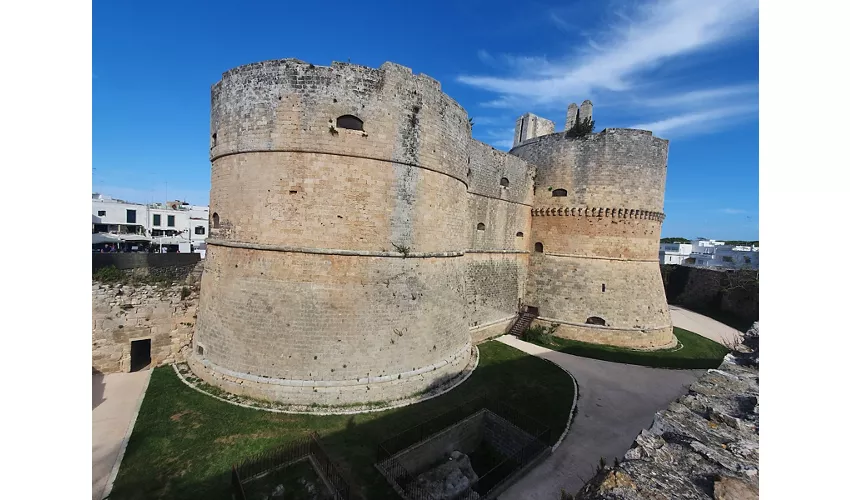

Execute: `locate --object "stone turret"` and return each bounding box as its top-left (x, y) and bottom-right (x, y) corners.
top-left (513, 113), bottom-right (555, 147)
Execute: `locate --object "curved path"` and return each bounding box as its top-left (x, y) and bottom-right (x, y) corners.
top-left (495, 335), bottom-right (705, 499)
top-left (669, 304), bottom-right (744, 344)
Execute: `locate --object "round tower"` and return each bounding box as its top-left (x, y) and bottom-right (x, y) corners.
top-left (189, 59), bottom-right (475, 406)
top-left (511, 128), bottom-right (675, 349)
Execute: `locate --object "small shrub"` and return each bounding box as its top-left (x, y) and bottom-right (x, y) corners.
top-left (566, 116), bottom-right (595, 138)
top-left (180, 287), bottom-right (191, 300)
top-left (93, 265), bottom-right (123, 283)
top-left (391, 242), bottom-right (410, 257)
top-left (525, 325), bottom-right (553, 344)
top-left (561, 490), bottom-right (573, 500)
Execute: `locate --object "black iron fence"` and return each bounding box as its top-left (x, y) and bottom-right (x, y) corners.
top-left (231, 432), bottom-right (351, 500)
top-left (375, 394), bottom-right (551, 500)
top-left (376, 393), bottom-right (550, 462)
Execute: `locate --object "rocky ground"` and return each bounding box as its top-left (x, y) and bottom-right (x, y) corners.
top-left (574, 323), bottom-right (759, 500)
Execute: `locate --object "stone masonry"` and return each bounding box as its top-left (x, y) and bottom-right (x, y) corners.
top-left (92, 281), bottom-right (199, 373)
top-left (575, 323), bottom-right (759, 500)
top-left (189, 58), bottom-right (674, 407)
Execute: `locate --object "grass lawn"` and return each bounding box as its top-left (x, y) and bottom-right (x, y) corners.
top-left (107, 340), bottom-right (575, 500)
top-left (524, 326), bottom-right (729, 369)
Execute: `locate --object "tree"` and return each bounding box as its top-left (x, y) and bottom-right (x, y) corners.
top-left (566, 116), bottom-right (595, 138)
top-left (661, 237), bottom-right (691, 244)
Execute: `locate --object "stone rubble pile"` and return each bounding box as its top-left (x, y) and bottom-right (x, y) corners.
top-left (575, 323), bottom-right (759, 500)
top-left (414, 451), bottom-right (480, 500)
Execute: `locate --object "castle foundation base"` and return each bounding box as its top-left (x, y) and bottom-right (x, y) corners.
top-left (186, 344), bottom-right (476, 408)
top-left (531, 319), bottom-right (676, 350)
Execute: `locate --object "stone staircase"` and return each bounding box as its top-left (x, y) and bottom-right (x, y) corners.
top-left (508, 310), bottom-right (538, 338)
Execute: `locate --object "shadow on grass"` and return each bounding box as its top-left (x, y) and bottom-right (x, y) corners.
top-left (525, 327), bottom-right (729, 370)
top-left (107, 341), bottom-right (576, 500)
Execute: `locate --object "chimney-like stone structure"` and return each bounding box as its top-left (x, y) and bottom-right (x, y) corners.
top-left (566, 100), bottom-right (594, 131)
top-left (566, 103), bottom-right (579, 130)
top-left (579, 99), bottom-right (593, 125)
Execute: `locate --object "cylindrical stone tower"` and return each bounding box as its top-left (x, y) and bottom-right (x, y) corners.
top-left (189, 59), bottom-right (475, 406)
top-left (511, 129), bottom-right (675, 349)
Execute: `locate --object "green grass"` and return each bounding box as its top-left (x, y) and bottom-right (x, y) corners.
top-left (525, 326), bottom-right (728, 369)
top-left (108, 341), bottom-right (575, 500)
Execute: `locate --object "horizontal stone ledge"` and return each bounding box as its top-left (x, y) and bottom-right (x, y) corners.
top-left (210, 148), bottom-right (469, 188)
top-left (465, 250), bottom-right (529, 255)
top-left (539, 252), bottom-right (659, 263)
top-left (469, 315), bottom-right (517, 332)
top-left (467, 190), bottom-right (533, 207)
top-left (195, 342), bottom-right (473, 388)
top-left (206, 239), bottom-right (465, 258)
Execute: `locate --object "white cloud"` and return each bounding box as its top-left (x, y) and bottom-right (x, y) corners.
top-left (639, 84), bottom-right (758, 108)
top-left (458, 0), bottom-right (759, 137)
top-left (629, 105), bottom-right (757, 136)
top-left (459, 0), bottom-right (757, 104)
top-left (719, 208), bottom-right (747, 215)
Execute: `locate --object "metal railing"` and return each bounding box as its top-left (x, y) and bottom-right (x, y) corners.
top-left (375, 394), bottom-right (551, 500)
top-left (231, 432), bottom-right (350, 500)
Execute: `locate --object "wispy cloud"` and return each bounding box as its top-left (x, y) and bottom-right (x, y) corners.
top-left (630, 105), bottom-right (757, 136)
top-left (458, 0), bottom-right (759, 137)
top-left (718, 208), bottom-right (748, 215)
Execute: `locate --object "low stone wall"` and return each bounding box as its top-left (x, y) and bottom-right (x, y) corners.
top-left (661, 265), bottom-right (758, 330)
top-left (93, 253), bottom-right (203, 283)
top-left (469, 315), bottom-right (516, 344)
top-left (575, 323), bottom-right (759, 499)
top-left (530, 318), bottom-right (676, 350)
top-left (92, 280), bottom-right (199, 373)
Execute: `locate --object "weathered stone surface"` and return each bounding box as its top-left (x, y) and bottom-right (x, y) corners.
top-left (191, 58), bottom-right (675, 407)
top-left (92, 279), bottom-right (199, 373)
top-left (575, 323), bottom-right (759, 500)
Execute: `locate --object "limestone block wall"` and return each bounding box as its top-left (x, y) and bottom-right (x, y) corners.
top-left (464, 140), bottom-right (533, 343)
top-left (194, 59), bottom-right (476, 406)
top-left (512, 129), bottom-right (673, 348)
top-left (92, 282), bottom-right (198, 373)
top-left (513, 129), bottom-right (668, 211)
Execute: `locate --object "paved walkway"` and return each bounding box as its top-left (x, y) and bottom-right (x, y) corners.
top-left (92, 370), bottom-right (151, 500)
top-left (669, 304), bottom-right (744, 345)
top-left (496, 335), bottom-right (705, 499)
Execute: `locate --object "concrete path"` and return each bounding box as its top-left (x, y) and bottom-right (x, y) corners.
top-left (669, 304), bottom-right (743, 345)
top-left (495, 335), bottom-right (704, 499)
top-left (92, 370), bottom-right (151, 500)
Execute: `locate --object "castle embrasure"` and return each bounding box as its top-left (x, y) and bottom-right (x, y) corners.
top-left (189, 59), bottom-right (674, 407)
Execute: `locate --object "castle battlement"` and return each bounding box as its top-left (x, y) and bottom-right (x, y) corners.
top-left (192, 59), bottom-right (674, 409)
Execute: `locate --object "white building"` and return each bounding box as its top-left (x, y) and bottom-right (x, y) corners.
top-left (659, 243), bottom-right (693, 265)
top-left (92, 193), bottom-right (209, 254)
top-left (659, 238), bottom-right (759, 270)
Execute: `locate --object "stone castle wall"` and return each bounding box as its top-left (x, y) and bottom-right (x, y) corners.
top-left (464, 140), bottom-right (534, 343)
top-left (512, 129), bottom-right (674, 348)
top-left (184, 58), bottom-right (675, 406)
top-left (92, 281), bottom-right (198, 373)
top-left (194, 60), bottom-right (476, 405)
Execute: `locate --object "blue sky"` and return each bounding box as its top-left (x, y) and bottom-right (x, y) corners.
top-left (93, 0), bottom-right (759, 240)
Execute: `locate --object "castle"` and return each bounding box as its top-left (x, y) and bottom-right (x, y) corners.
top-left (188, 59), bottom-right (673, 407)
